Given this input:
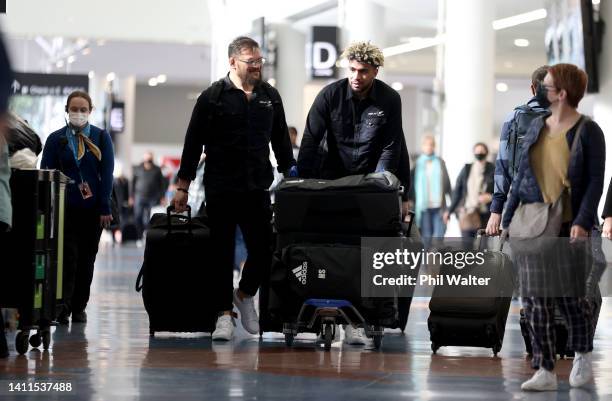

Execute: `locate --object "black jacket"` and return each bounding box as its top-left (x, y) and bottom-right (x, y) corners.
top-left (132, 162), bottom-right (166, 202)
top-left (297, 78), bottom-right (403, 179)
top-left (603, 177), bottom-right (612, 218)
top-left (177, 75), bottom-right (296, 194)
top-left (448, 162), bottom-right (495, 215)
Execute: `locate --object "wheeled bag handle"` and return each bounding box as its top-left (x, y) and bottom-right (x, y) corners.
top-left (166, 204), bottom-right (193, 234)
top-left (476, 229), bottom-right (507, 252)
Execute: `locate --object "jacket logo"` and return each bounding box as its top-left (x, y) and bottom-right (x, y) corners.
top-left (368, 111), bottom-right (385, 117)
top-left (292, 262), bottom-right (308, 285)
top-left (259, 100), bottom-right (273, 107)
top-left (318, 269), bottom-right (326, 279)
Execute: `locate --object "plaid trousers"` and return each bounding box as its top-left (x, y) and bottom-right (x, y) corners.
top-left (518, 237), bottom-right (598, 371)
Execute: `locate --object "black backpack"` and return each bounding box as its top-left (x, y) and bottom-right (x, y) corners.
top-left (506, 104), bottom-right (547, 179)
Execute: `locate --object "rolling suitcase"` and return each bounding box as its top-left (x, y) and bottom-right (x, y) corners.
top-left (519, 308), bottom-right (575, 359)
top-left (135, 206), bottom-right (216, 335)
top-left (427, 231), bottom-right (515, 356)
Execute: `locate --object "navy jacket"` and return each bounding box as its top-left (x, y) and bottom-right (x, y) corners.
top-left (41, 125), bottom-right (114, 215)
top-left (503, 116), bottom-right (606, 230)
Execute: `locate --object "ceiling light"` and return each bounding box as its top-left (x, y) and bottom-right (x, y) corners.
top-left (504, 61), bottom-right (514, 69)
top-left (67, 55), bottom-right (76, 64)
top-left (383, 35), bottom-right (446, 57)
top-left (56, 60), bottom-right (64, 68)
top-left (592, 0), bottom-right (600, 4)
top-left (514, 39), bottom-right (530, 47)
top-left (156, 74), bottom-right (167, 84)
top-left (496, 82), bottom-right (509, 92)
top-left (148, 78), bottom-right (158, 87)
top-left (106, 72), bottom-right (116, 82)
top-left (88, 71), bottom-right (95, 79)
top-left (493, 9), bottom-right (547, 30)
top-left (391, 82), bottom-right (404, 91)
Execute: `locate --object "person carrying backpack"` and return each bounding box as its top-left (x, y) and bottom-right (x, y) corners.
top-left (172, 36), bottom-right (296, 341)
top-left (486, 65), bottom-right (549, 235)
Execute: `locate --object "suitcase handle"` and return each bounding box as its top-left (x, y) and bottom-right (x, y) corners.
top-left (166, 205), bottom-right (193, 234)
top-left (476, 229), bottom-right (506, 252)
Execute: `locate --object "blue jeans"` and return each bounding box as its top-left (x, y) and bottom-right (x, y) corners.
top-left (419, 208), bottom-right (446, 249)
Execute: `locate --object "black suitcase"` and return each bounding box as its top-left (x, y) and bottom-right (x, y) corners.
top-left (427, 232), bottom-right (514, 356)
top-left (274, 172), bottom-right (403, 235)
top-left (135, 206), bottom-right (216, 335)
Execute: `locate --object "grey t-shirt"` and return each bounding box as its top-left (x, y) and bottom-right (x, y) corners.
top-left (0, 142), bottom-right (12, 227)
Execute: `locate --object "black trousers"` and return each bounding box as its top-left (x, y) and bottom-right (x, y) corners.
top-left (206, 190), bottom-right (272, 313)
top-left (62, 208), bottom-right (103, 314)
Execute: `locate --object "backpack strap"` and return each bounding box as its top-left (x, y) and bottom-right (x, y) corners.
top-left (570, 115), bottom-right (591, 156)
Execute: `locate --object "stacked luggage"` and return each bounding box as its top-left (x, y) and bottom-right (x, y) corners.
top-left (264, 172), bottom-right (415, 350)
top-left (0, 169), bottom-right (69, 354)
top-left (427, 230), bottom-right (515, 357)
top-left (136, 206), bottom-right (217, 336)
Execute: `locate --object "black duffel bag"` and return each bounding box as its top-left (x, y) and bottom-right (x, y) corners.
top-left (274, 171), bottom-right (402, 235)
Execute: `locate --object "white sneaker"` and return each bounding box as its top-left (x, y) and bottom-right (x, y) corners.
top-left (570, 352), bottom-right (593, 388)
top-left (521, 368), bottom-right (558, 391)
top-left (232, 289), bottom-right (260, 335)
top-left (212, 315), bottom-right (234, 341)
top-left (343, 325), bottom-right (367, 345)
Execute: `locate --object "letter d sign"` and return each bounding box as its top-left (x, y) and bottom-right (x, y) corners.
top-left (311, 26), bottom-right (338, 79)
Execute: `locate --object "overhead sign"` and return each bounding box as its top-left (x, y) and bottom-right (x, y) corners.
top-left (311, 26), bottom-right (338, 79)
top-left (0, 0), bottom-right (5, 13)
top-left (11, 72), bottom-right (89, 97)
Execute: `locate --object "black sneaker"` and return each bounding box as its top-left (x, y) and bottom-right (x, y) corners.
top-left (71, 311), bottom-right (87, 323)
top-left (57, 311), bottom-right (70, 325)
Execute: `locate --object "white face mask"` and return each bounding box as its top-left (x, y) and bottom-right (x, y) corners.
top-left (69, 112), bottom-right (89, 128)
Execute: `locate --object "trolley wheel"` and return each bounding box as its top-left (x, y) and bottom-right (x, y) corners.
top-left (285, 333), bottom-right (294, 347)
top-left (16, 331), bottom-right (29, 355)
top-left (431, 343), bottom-right (439, 355)
top-left (29, 333), bottom-right (42, 348)
top-left (41, 330), bottom-right (51, 350)
top-left (373, 334), bottom-right (383, 350)
top-left (324, 323), bottom-right (333, 351)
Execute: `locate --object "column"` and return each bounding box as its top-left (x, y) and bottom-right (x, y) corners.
top-left (441, 0), bottom-right (495, 178)
top-left (338, 0), bottom-right (386, 78)
top-left (271, 23), bottom-right (307, 133)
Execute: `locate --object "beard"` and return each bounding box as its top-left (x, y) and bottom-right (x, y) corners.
top-left (243, 68), bottom-right (262, 86)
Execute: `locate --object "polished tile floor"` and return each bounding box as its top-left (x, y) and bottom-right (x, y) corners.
top-left (1, 243), bottom-right (612, 401)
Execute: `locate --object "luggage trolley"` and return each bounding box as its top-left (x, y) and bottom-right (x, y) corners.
top-left (2, 169), bottom-right (69, 354)
top-left (282, 299), bottom-right (385, 351)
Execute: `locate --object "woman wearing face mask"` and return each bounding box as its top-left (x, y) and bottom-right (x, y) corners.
top-left (503, 64), bottom-right (605, 391)
top-left (41, 90), bottom-right (114, 325)
top-left (444, 142), bottom-right (495, 240)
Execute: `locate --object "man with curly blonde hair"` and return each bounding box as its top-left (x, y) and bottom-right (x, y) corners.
top-left (297, 41), bottom-right (409, 345)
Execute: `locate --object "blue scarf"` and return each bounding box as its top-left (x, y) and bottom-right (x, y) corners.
top-left (414, 154), bottom-right (441, 227)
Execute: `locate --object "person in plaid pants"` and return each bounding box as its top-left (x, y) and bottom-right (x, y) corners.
top-left (503, 64), bottom-right (606, 391)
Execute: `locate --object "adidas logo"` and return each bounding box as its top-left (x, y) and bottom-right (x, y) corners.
top-left (292, 262), bottom-right (308, 285)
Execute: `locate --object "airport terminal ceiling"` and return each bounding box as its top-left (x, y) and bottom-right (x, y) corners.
top-left (0, 0), bottom-right (550, 84)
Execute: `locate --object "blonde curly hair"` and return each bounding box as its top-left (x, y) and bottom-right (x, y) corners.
top-left (341, 41), bottom-right (384, 67)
